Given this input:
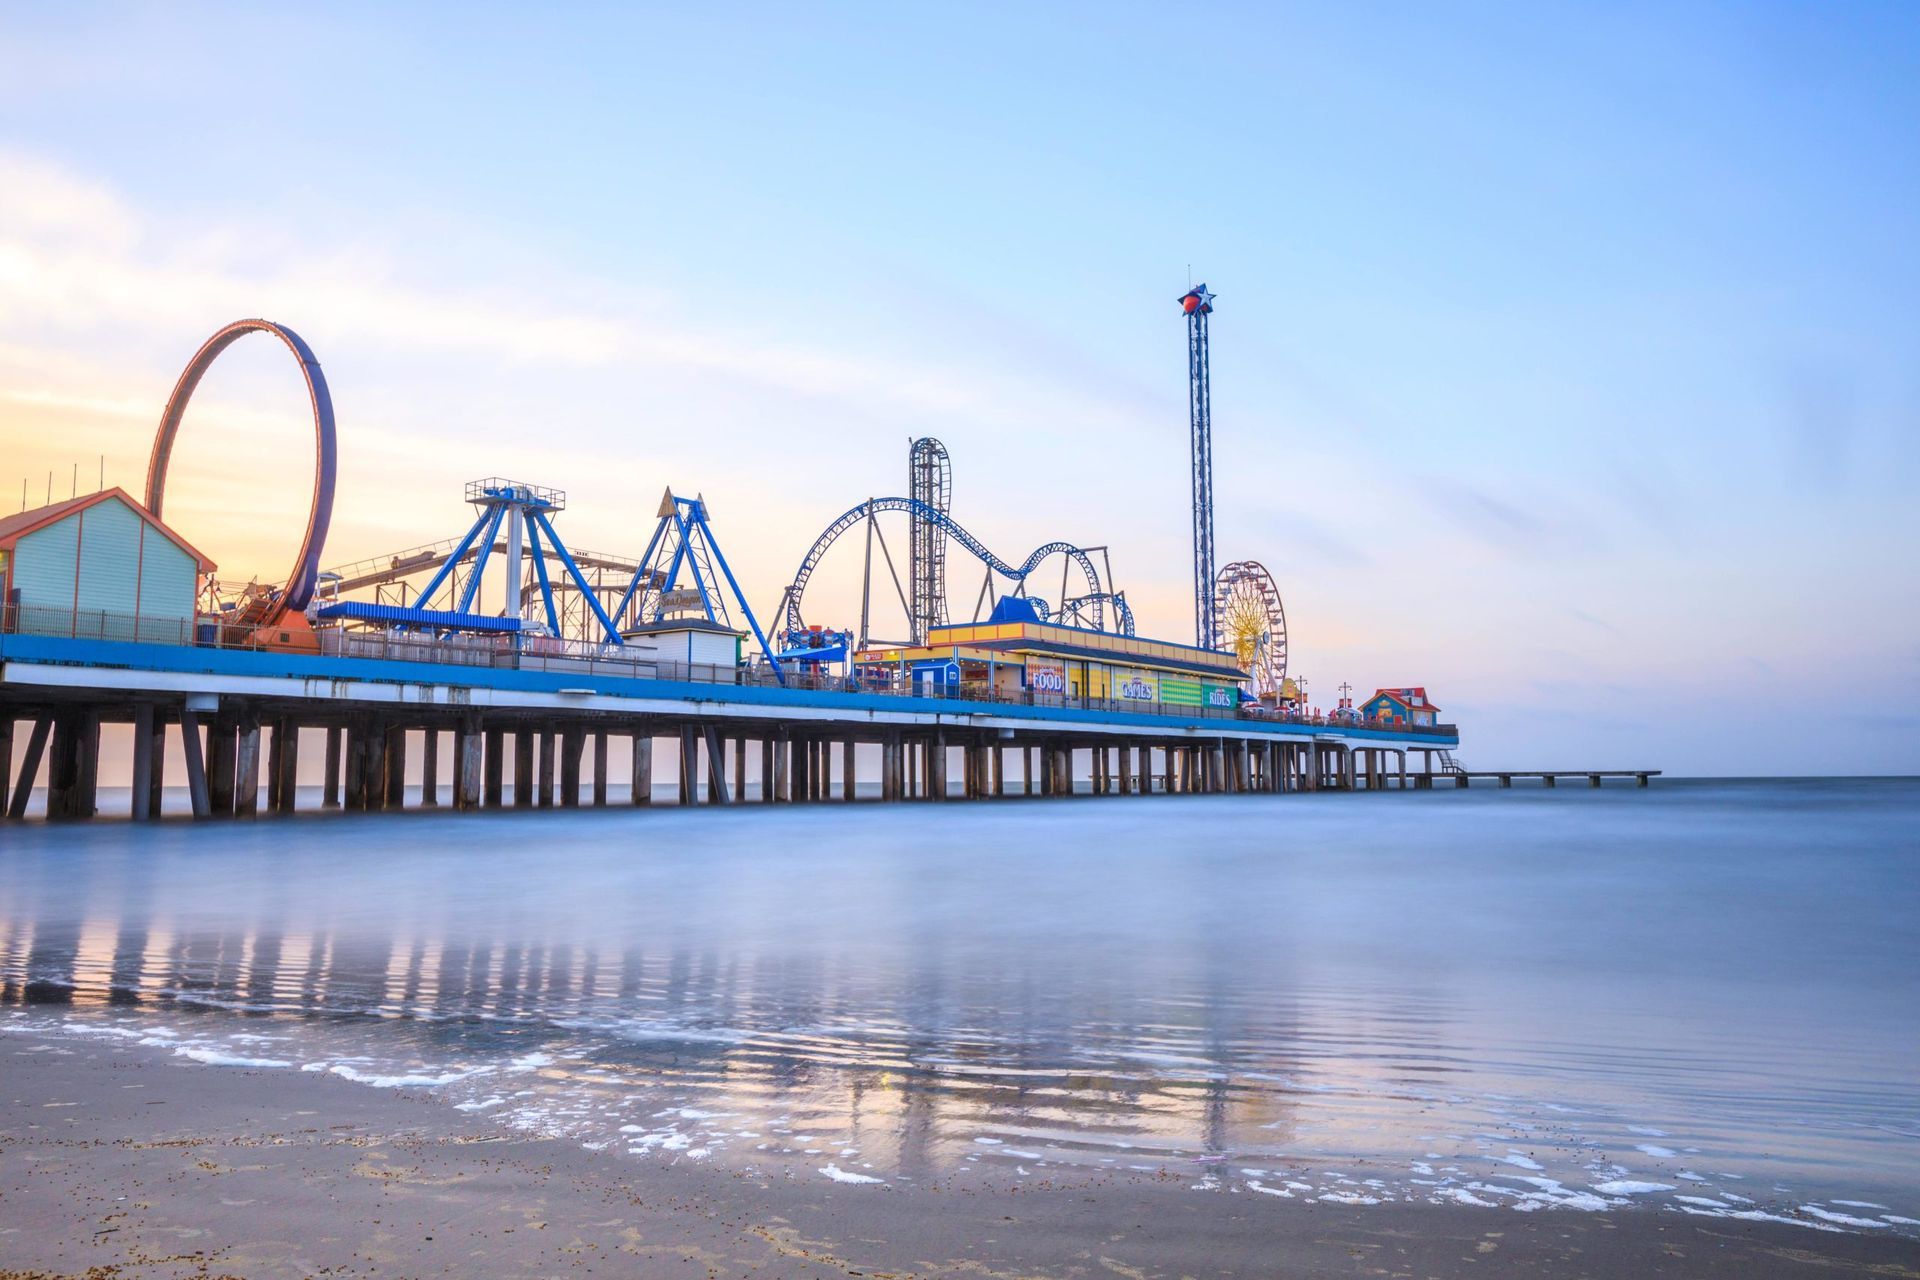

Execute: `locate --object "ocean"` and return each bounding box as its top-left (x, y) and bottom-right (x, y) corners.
top-left (3, 778), bottom-right (1916, 1233)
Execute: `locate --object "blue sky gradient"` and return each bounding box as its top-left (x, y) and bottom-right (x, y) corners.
top-left (1, 3), bottom-right (1915, 773)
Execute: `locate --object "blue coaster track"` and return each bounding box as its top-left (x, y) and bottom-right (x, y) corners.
top-left (774, 496), bottom-right (1135, 641)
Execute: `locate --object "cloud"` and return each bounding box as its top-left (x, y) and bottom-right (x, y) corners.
top-left (0, 147), bottom-right (1158, 440)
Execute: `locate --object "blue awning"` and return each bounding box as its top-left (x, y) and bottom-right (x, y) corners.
top-left (774, 643), bottom-right (846, 664)
top-left (317, 602), bottom-right (523, 633)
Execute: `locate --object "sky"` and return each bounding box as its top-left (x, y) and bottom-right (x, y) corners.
top-left (1, 3), bottom-right (1916, 775)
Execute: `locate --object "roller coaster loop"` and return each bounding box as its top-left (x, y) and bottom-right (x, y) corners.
top-left (145, 319), bottom-right (337, 624)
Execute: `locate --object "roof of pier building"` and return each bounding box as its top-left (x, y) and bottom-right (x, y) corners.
top-left (0, 489), bottom-right (215, 628)
top-left (0, 488), bottom-right (215, 571)
top-left (1364, 688), bottom-right (1442, 725)
top-left (860, 618), bottom-right (1246, 682)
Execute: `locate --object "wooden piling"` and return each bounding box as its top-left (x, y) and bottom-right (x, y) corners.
top-left (560, 726), bottom-right (584, 807)
top-left (420, 728), bottom-right (440, 807)
top-left (130, 703), bottom-right (155, 821)
top-left (6, 718), bottom-right (49, 820)
top-left (631, 732), bottom-right (653, 805)
top-left (236, 716), bottom-right (263, 816)
top-left (324, 726), bottom-right (344, 808)
top-left (275, 722), bottom-right (301, 814)
top-left (482, 727), bottom-right (503, 807)
top-left (513, 731), bottom-right (534, 807)
top-left (537, 730), bottom-right (556, 807)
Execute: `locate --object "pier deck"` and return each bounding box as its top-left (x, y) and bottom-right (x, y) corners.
top-left (4, 628), bottom-right (1477, 820)
top-left (1439, 771), bottom-right (1662, 788)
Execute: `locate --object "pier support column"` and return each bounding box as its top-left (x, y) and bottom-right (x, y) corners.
top-left (760, 739), bottom-right (774, 803)
top-left (676, 726), bottom-right (697, 805)
top-left (483, 727), bottom-right (503, 807)
top-left (456, 718), bottom-right (483, 810)
top-left (236, 716), bottom-right (263, 816)
top-left (536, 730), bottom-right (556, 807)
top-left (275, 722), bottom-right (301, 815)
top-left (77, 711), bottom-right (101, 818)
top-left (843, 739), bottom-right (857, 801)
top-left (44, 713), bottom-right (81, 819)
top-left (6, 718), bottom-right (50, 820)
top-left (0, 716), bottom-right (10, 818)
top-left (1118, 743), bottom-right (1134, 796)
top-left (734, 738), bottom-right (748, 804)
top-left (204, 714), bottom-right (234, 816)
top-left (703, 726), bottom-right (730, 805)
top-left (266, 719), bottom-right (285, 812)
top-left (990, 744), bottom-right (1005, 798)
top-left (342, 719), bottom-right (365, 810)
top-left (631, 732), bottom-right (654, 805)
top-left (513, 731), bottom-right (534, 807)
top-left (420, 728), bottom-right (440, 807)
top-left (774, 735), bottom-right (791, 802)
top-left (560, 727), bottom-right (584, 807)
top-left (382, 725), bottom-right (407, 809)
top-left (178, 707), bottom-right (210, 819)
top-left (323, 726), bottom-right (343, 808)
top-left (817, 738), bottom-right (831, 801)
top-left (593, 732), bottom-right (610, 806)
top-left (130, 703), bottom-right (155, 821)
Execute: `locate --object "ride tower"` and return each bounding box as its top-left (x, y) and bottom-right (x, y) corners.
top-left (1179, 284), bottom-right (1217, 650)
top-left (907, 437), bottom-right (952, 645)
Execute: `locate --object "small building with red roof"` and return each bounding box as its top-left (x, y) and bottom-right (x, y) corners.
top-left (1362, 686), bottom-right (1441, 728)
top-left (0, 488), bottom-right (215, 641)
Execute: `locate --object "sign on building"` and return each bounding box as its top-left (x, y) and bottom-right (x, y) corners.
top-left (1027, 662), bottom-right (1066, 695)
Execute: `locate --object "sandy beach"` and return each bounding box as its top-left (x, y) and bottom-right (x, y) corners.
top-left (3, 1027), bottom-right (1916, 1279)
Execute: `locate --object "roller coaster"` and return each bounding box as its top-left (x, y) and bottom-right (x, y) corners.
top-left (771, 438), bottom-right (1135, 649)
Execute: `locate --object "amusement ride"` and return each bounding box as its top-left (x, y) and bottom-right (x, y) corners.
top-left (162, 279), bottom-right (1296, 703)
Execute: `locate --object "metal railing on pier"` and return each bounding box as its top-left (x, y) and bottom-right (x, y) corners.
top-left (0, 603), bottom-right (1458, 737)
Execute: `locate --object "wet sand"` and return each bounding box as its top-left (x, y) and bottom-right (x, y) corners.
top-left (4, 1029), bottom-right (1916, 1279)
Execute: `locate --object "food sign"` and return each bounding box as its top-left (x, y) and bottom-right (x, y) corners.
top-left (1027, 663), bottom-right (1066, 695)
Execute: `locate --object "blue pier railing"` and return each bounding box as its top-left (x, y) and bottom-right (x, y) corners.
top-left (0, 603), bottom-right (1460, 740)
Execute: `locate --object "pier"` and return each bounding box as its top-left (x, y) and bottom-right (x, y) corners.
top-left (0, 621), bottom-right (1461, 822)
top-left (1438, 770), bottom-right (1661, 789)
top-left (0, 318), bottom-right (1657, 824)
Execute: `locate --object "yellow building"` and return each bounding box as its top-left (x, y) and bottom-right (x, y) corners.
top-left (855, 601), bottom-right (1246, 711)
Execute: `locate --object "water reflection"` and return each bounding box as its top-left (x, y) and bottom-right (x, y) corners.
top-left (6, 895), bottom-right (1476, 1173)
top-left (2, 782), bottom-right (1916, 1222)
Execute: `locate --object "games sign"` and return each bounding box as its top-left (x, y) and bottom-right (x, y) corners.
top-left (1115, 671), bottom-right (1157, 701)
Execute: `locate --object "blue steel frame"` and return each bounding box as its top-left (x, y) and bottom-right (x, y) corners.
top-left (612, 494), bottom-right (786, 681)
top-left (407, 483), bottom-right (625, 647)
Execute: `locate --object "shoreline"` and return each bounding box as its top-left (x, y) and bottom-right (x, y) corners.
top-left (5, 1026), bottom-right (1917, 1278)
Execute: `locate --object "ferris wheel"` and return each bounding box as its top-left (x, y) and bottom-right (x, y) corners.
top-left (1213, 560), bottom-right (1289, 696)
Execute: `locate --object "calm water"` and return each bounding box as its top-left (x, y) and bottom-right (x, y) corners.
top-left (3, 779), bottom-right (1916, 1231)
